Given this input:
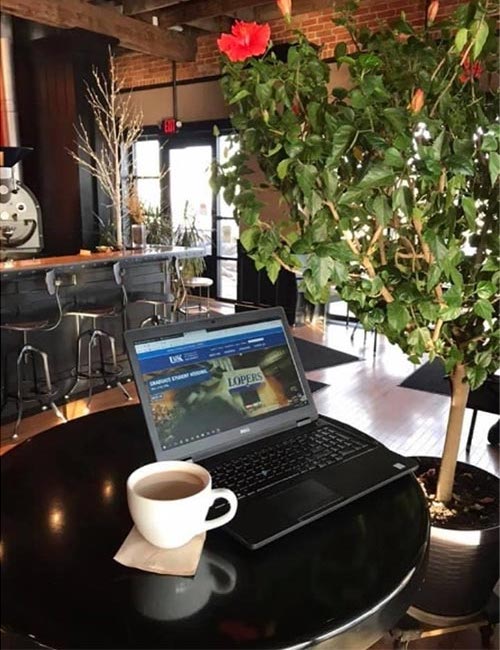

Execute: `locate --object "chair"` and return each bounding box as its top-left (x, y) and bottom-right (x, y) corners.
top-left (1, 270), bottom-right (67, 438)
top-left (181, 276), bottom-right (213, 318)
top-left (115, 259), bottom-right (182, 328)
top-left (64, 263), bottom-right (132, 407)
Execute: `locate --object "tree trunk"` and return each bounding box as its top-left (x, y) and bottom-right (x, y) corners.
top-left (113, 202), bottom-right (122, 249)
top-left (436, 363), bottom-right (470, 503)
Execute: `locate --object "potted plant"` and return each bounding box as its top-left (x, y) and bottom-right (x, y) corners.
top-left (144, 205), bottom-right (172, 247)
top-left (211, 0), bottom-right (499, 617)
top-left (174, 200), bottom-right (207, 280)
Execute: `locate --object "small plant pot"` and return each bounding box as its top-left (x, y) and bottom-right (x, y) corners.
top-left (412, 456), bottom-right (499, 618)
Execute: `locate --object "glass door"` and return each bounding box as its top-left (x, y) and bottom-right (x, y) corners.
top-left (168, 142), bottom-right (214, 258)
top-left (215, 135), bottom-right (239, 301)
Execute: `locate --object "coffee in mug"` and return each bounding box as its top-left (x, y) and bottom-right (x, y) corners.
top-left (134, 471), bottom-right (205, 501)
top-left (127, 461), bottom-right (238, 549)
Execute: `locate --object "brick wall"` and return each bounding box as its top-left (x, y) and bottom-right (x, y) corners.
top-left (116, 0), bottom-right (463, 89)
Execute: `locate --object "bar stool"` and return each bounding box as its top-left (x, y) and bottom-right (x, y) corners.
top-left (1, 270), bottom-right (67, 439)
top-left (115, 259), bottom-right (183, 328)
top-left (64, 264), bottom-right (131, 406)
top-left (182, 277), bottom-right (213, 318)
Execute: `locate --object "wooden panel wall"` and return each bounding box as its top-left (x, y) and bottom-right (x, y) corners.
top-left (14, 25), bottom-right (112, 256)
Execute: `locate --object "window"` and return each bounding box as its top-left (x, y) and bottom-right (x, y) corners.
top-left (134, 139), bottom-right (162, 211)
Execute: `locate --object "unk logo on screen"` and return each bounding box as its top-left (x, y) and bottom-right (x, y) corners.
top-left (169, 354), bottom-right (184, 364)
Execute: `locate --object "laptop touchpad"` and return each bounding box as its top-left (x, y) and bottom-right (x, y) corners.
top-left (265, 479), bottom-right (342, 521)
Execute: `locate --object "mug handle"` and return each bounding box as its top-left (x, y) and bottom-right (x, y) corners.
top-left (203, 488), bottom-right (238, 532)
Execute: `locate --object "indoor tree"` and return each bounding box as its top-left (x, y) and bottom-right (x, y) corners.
top-left (69, 50), bottom-right (143, 249)
top-left (211, 0), bottom-right (499, 504)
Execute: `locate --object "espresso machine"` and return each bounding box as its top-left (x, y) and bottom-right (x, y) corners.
top-left (0, 146), bottom-right (44, 259)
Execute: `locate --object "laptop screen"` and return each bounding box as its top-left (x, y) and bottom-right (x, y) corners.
top-left (132, 317), bottom-right (311, 455)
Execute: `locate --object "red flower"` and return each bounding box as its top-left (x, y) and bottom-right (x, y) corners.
top-left (459, 57), bottom-right (484, 83)
top-left (217, 21), bottom-right (271, 62)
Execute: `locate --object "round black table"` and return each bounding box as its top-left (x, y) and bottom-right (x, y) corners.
top-left (1, 406), bottom-right (429, 649)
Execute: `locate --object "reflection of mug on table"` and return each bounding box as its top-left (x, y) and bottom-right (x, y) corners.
top-left (127, 461), bottom-right (238, 549)
top-left (132, 551), bottom-right (238, 621)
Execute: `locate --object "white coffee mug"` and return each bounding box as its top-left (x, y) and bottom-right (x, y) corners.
top-left (127, 460), bottom-right (238, 549)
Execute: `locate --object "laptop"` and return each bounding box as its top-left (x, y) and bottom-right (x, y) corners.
top-left (125, 306), bottom-right (417, 550)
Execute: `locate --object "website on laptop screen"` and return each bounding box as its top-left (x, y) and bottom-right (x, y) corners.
top-left (134, 319), bottom-right (308, 451)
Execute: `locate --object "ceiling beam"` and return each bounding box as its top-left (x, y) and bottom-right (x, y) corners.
top-left (124, 0), bottom-right (270, 23)
top-left (186, 16), bottom-right (234, 33)
top-left (254, 0), bottom-right (335, 21)
top-left (0, 0), bottom-right (197, 60)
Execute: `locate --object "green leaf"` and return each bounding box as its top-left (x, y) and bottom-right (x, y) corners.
top-left (256, 80), bottom-right (274, 104)
top-left (229, 89), bottom-right (250, 104)
top-left (266, 258), bottom-right (281, 284)
top-left (473, 21), bottom-right (489, 60)
top-left (466, 366), bottom-right (487, 391)
top-left (314, 256), bottom-right (334, 286)
top-left (423, 267), bottom-right (439, 294)
top-left (296, 163), bottom-right (317, 197)
top-left (357, 164), bottom-right (395, 189)
top-left (407, 327), bottom-right (431, 355)
top-left (475, 350), bottom-right (492, 368)
top-left (321, 169), bottom-right (338, 199)
top-left (454, 28), bottom-right (468, 53)
top-left (480, 133), bottom-right (498, 152)
top-left (383, 108), bottom-right (407, 134)
top-left (439, 305), bottom-right (462, 321)
top-left (387, 301), bottom-right (410, 332)
top-left (277, 158), bottom-right (292, 180)
top-left (443, 347), bottom-right (463, 374)
top-left (488, 151), bottom-right (500, 185)
top-left (330, 125), bottom-right (356, 162)
top-left (392, 186), bottom-right (412, 217)
top-left (284, 140), bottom-right (304, 157)
top-left (418, 301), bottom-right (440, 321)
top-left (262, 143), bottom-right (280, 159)
top-left (476, 281), bottom-right (496, 299)
top-left (384, 147), bottom-right (405, 169)
top-left (240, 226), bottom-right (260, 252)
top-left (474, 299), bottom-right (494, 323)
top-left (334, 42), bottom-right (347, 60)
top-left (330, 260), bottom-right (349, 285)
top-left (372, 194), bottom-right (392, 226)
top-left (461, 196), bottom-right (477, 230)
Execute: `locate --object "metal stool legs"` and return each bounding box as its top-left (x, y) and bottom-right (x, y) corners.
top-left (13, 341), bottom-right (67, 439)
top-left (65, 325), bottom-right (131, 407)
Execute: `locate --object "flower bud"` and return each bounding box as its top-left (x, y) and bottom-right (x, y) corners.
top-left (427, 0), bottom-right (439, 25)
top-left (277, 0), bottom-right (292, 23)
top-left (409, 88), bottom-right (425, 113)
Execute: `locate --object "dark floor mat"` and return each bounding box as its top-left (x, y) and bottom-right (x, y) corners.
top-left (399, 359), bottom-right (499, 414)
top-left (293, 337), bottom-right (360, 372)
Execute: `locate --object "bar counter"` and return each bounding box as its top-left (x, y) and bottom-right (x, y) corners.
top-left (0, 246), bottom-right (206, 426)
top-left (0, 245), bottom-right (204, 277)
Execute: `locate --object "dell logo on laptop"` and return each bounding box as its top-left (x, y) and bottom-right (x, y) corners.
top-left (240, 427), bottom-right (250, 434)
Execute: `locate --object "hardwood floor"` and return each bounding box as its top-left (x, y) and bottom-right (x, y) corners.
top-left (2, 311), bottom-right (498, 473)
top-left (1, 306), bottom-right (498, 650)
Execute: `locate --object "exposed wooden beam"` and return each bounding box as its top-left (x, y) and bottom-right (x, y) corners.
top-left (187, 16), bottom-right (234, 33)
top-left (0, 0), bottom-right (197, 60)
top-left (123, 0), bottom-right (180, 15)
top-left (124, 0), bottom-right (270, 24)
top-left (254, 0), bottom-right (335, 22)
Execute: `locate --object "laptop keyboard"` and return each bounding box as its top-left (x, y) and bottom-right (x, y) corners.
top-left (210, 422), bottom-right (377, 500)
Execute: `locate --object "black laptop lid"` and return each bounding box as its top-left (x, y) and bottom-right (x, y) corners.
top-left (125, 307), bottom-right (318, 462)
